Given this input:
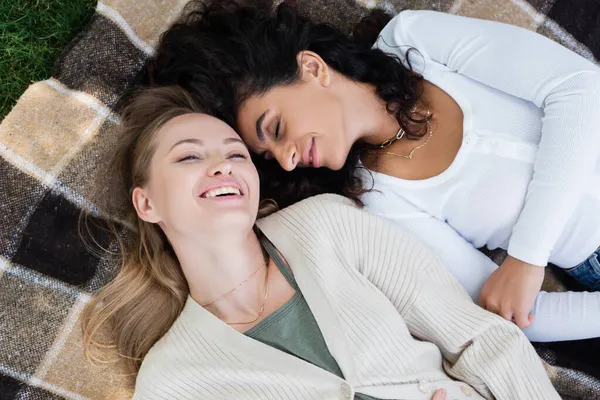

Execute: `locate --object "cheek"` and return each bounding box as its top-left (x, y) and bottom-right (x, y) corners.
top-left (319, 98), bottom-right (351, 170)
top-left (247, 167), bottom-right (261, 198)
top-left (155, 170), bottom-right (197, 213)
top-left (312, 96), bottom-right (346, 141)
top-left (310, 93), bottom-right (344, 134)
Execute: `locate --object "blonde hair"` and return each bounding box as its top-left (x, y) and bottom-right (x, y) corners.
top-left (81, 86), bottom-right (208, 376)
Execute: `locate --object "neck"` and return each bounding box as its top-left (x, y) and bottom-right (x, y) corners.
top-left (171, 228), bottom-right (268, 320)
top-left (342, 78), bottom-right (431, 146)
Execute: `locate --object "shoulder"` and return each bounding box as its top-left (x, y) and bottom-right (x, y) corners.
top-left (259, 194), bottom-right (360, 227)
top-left (288, 193), bottom-right (358, 212)
top-left (258, 193), bottom-right (415, 248)
top-left (377, 10), bottom-right (481, 50)
top-left (256, 194), bottom-right (371, 255)
top-left (134, 299), bottom-right (199, 395)
top-left (134, 344), bottom-right (173, 398)
top-left (379, 9), bottom-right (448, 36)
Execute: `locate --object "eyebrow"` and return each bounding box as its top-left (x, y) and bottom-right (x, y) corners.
top-left (256, 111), bottom-right (267, 142)
top-left (169, 137), bottom-right (244, 152)
top-left (223, 137), bottom-right (245, 145)
top-left (169, 138), bottom-right (204, 153)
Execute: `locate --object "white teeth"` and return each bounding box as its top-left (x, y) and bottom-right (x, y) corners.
top-left (203, 186), bottom-right (241, 198)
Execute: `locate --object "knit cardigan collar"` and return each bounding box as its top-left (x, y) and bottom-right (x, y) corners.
top-left (174, 217), bottom-right (357, 386)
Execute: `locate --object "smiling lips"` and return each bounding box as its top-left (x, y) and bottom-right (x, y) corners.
top-left (200, 180), bottom-right (244, 199)
top-left (301, 138), bottom-right (320, 168)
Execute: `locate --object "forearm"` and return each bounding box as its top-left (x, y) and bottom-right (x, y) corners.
top-left (404, 261), bottom-right (558, 399)
top-left (443, 321), bottom-right (558, 399)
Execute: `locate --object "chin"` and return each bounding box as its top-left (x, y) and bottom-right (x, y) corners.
top-left (328, 158), bottom-right (347, 171)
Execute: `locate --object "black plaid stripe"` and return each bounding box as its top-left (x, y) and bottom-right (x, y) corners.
top-left (55, 116), bottom-right (128, 293)
top-left (14, 386), bottom-right (65, 400)
top-left (0, 374), bottom-right (25, 400)
top-left (295, 0), bottom-right (453, 36)
top-left (11, 190), bottom-right (109, 286)
top-left (0, 158), bottom-right (47, 261)
top-left (537, 338), bottom-right (600, 380)
top-left (296, 0), bottom-right (370, 34)
top-left (0, 376), bottom-right (66, 400)
top-left (527, 0), bottom-right (557, 14)
top-left (547, 0), bottom-right (600, 59)
top-left (84, 241), bottom-right (121, 293)
top-left (536, 22), bottom-right (597, 61)
top-left (536, 349), bottom-right (600, 400)
top-left (53, 14), bottom-right (148, 109)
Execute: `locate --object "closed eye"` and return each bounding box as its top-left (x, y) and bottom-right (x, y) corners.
top-left (228, 152), bottom-right (248, 160)
top-left (274, 120), bottom-right (281, 139)
top-left (177, 154), bottom-right (200, 162)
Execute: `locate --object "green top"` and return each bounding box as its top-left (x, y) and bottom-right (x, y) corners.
top-left (245, 238), bottom-right (380, 400)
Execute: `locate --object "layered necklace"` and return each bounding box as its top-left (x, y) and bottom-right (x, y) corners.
top-left (369, 107), bottom-right (434, 160)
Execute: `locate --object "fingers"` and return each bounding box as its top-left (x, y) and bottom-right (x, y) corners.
top-left (513, 310), bottom-right (532, 329)
top-left (499, 308), bottom-right (514, 322)
top-left (431, 389), bottom-right (447, 400)
top-left (479, 280), bottom-right (492, 309)
top-left (478, 296), bottom-right (487, 309)
top-left (483, 302), bottom-right (534, 329)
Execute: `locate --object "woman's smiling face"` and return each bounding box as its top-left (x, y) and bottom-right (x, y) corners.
top-left (132, 113), bottom-right (260, 240)
top-left (236, 53), bottom-right (358, 172)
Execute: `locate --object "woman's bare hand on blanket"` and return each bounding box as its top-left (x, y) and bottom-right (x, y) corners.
top-left (431, 389), bottom-right (446, 399)
top-left (479, 255), bottom-right (545, 328)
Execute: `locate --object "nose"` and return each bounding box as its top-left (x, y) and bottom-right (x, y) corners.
top-left (274, 142), bottom-right (299, 171)
top-left (207, 157), bottom-right (233, 176)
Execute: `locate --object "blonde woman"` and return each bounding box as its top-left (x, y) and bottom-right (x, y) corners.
top-left (82, 86), bottom-right (558, 399)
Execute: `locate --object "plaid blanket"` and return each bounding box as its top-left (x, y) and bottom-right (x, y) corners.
top-left (1, 0), bottom-right (599, 398)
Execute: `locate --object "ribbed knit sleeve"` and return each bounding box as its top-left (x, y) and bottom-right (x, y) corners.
top-left (377, 10), bottom-right (600, 267)
top-left (400, 245), bottom-right (558, 400)
top-left (298, 195), bottom-right (559, 400)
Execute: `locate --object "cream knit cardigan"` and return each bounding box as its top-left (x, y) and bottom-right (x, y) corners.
top-left (134, 195), bottom-right (558, 400)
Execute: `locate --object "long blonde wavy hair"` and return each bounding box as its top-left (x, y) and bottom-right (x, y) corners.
top-left (81, 86), bottom-right (210, 376)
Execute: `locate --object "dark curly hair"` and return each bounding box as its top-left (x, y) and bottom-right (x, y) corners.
top-left (150, 0), bottom-right (427, 208)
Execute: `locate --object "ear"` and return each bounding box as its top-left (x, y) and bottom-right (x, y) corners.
top-left (132, 187), bottom-right (161, 224)
top-left (296, 51), bottom-right (331, 86)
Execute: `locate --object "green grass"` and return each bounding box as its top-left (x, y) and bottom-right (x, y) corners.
top-left (0, 0), bottom-right (96, 121)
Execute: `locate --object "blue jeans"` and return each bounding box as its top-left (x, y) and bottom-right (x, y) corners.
top-left (565, 248), bottom-right (600, 291)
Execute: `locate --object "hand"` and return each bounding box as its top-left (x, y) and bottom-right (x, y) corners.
top-left (479, 255), bottom-right (545, 328)
top-left (431, 389), bottom-right (446, 400)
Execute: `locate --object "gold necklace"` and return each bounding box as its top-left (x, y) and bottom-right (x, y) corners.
top-left (200, 258), bottom-right (268, 307)
top-left (226, 263), bottom-right (270, 325)
top-left (370, 120), bottom-right (434, 160)
top-left (369, 109), bottom-right (434, 160)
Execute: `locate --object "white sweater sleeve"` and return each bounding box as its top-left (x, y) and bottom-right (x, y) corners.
top-left (363, 190), bottom-right (600, 342)
top-left (362, 191), bottom-right (498, 301)
top-left (377, 10), bottom-right (600, 266)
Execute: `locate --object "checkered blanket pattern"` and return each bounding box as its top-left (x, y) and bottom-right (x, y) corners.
top-left (1, 0), bottom-right (599, 399)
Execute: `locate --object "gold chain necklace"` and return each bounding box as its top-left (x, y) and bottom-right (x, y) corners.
top-left (369, 109), bottom-right (434, 160)
top-left (226, 264), bottom-right (270, 325)
top-left (201, 258), bottom-right (268, 307)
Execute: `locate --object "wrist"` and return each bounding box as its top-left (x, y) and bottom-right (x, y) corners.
top-left (502, 255), bottom-right (545, 270)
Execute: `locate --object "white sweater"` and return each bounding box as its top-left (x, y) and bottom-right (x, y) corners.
top-left (361, 10), bottom-right (600, 342)
top-left (134, 195), bottom-right (558, 400)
